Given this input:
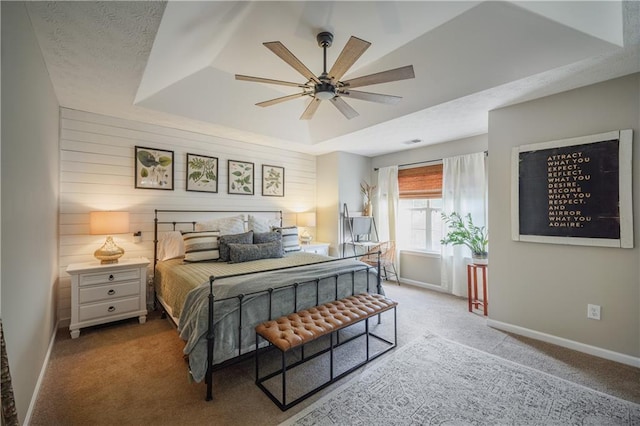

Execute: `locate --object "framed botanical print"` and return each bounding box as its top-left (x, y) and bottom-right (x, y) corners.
top-left (228, 160), bottom-right (254, 195)
top-left (262, 164), bottom-right (285, 197)
top-left (186, 153), bottom-right (218, 193)
top-left (134, 146), bottom-right (174, 190)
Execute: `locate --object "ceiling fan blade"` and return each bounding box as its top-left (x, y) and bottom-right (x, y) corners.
top-left (263, 41), bottom-right (320, 84)
top-left (236, 74), bottom-right (311, 88)
top-left (328, 36), bottom-right (371, 82)
top-left (300, 98), bottom-right (321, 120)
top-left (330, 97), bottom-right (359, 120)
top-left (339, 90), bottom-right (402, 105)
top-left (256, 92), bottom-right (310, 107)
top-left (341, 65), bottom-right (415, 89)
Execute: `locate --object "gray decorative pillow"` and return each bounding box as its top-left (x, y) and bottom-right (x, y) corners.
top-left (228, 241), bottom-right (284, 263)
top-left (219, 231), bottom-right (253, 262)
top-left (253, 231), bottom-right (281, 244)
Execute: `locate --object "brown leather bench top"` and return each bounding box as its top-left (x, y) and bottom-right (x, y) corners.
top-left (255, 293), bottom-right (397, 352)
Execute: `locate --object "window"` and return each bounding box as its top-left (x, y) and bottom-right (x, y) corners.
top-left (397, 164), bottom-right (443, 252)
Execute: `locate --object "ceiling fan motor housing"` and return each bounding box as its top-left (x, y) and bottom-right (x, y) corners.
top-left (314, 81), bottom-right (336, 100)
top-left (316, 31), bottom-right (333, 48)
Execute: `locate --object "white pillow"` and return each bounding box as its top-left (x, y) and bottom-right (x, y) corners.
top-left (247, 214), bottom-right (281, 233)
top-left (158, 231), bottom-right (185, 261)
top-left (195, 215), bottom-right (245, 235)
top-left (182, 231), bottom-right (221, 262)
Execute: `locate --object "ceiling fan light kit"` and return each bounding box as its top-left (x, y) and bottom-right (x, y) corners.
top-left (235, 32), bottom-right (415, 120)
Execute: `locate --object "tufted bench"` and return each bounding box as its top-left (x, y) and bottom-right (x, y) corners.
top-left (255, 293), bottom-right (398, 410)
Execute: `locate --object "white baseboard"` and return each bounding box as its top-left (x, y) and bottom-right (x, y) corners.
top-left (23, 320), bottom-right (59, 425)
top-left (396, 278), bottom-right (448, 293)
top-left (58, 317), bottom-right (70, 329)
top-left (487, 319), bottom-right (640, 368)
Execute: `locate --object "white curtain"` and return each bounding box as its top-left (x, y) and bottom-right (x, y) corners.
top-left (440, 152), bottom-right (487, 296)
top-left (374, 166), bottom-right (399, 243)
top-left (374, 165), bottom-right (400, 280)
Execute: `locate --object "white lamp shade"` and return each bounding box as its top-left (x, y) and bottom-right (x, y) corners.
top-left (296, 212), bottom-right (316, 227)
top-left (90, 211), bottom-right (130, 235)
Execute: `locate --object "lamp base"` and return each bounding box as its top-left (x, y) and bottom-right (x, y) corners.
top-left (300, 230), bottom-right (313, 244)
top-left (94, 236), bottom-right (125, 264)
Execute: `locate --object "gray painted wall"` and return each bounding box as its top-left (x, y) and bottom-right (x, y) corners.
top-left (317, 152), bottom-right (340, 255)
top-left (488, 73), bottom-right (639, 358)
top-left (316, 152), bottom-right (372, 256)
top-left (1, 2), bottom-right (60, 422)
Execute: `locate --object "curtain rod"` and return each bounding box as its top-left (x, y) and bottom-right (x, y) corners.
top-left (374, 150), bottom-right (487, 171)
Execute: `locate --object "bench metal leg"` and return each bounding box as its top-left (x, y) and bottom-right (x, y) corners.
top-left (282, 350), bottom-right (286, 407)
top-left (330, 332), bottom-right (334, 381)
top-left (255, 306), bottom-right (398, 411)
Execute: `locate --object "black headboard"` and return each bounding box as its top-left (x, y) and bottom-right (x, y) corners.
top-left (153, 209), bottom-right (283, 266)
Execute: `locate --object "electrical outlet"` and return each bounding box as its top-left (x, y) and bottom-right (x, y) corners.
top-left (587, 304), bottom-right (601, 320)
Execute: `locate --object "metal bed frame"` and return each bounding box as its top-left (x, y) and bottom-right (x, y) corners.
top-left (153, 209), bottom-right (383, 401)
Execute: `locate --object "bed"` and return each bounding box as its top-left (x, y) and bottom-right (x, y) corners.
top-left (152, 209), bottom-right (382, 400)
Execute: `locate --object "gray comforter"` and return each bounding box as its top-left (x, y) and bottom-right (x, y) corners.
top-left (177, 258), bottom-right (380, 382)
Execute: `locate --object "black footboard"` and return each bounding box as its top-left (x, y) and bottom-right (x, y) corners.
top-left (204, 252), bottom-right (382, 401)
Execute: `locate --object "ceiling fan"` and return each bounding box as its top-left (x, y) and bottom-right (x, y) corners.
top-left (235, 32), bottom-right (415, 120)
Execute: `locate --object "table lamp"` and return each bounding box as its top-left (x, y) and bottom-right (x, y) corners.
top-left (297, 212), bottom-right (316, 244)
top-left (90, 211), bottom-right (129, 264)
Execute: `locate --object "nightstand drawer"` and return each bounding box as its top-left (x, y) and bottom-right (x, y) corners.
top-left (300, 242), bottom-right (330, 256)
top-left (79, 281), bottom-right (140, 304)
top-left (79, 296), bottom-right (140, 322)
top-left (79, 268), bottom-right (140, 287)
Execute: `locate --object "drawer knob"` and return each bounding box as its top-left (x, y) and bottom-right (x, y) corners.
top-left (108, 306), bottom-right (115, 312)
top-left (107, 289), bottom-right (116, 296)
top-left (108, 274), bottom-right (114, 281)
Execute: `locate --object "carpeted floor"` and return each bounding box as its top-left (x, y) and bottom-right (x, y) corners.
top-left (31, 283), bottom-right (640, 425)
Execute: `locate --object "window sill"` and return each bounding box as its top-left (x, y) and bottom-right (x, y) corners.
top-left (399, 249), bottom-right (441, 259)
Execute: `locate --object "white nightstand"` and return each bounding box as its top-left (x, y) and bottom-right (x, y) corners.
top-left (67, 257), bottom-right (150, 339)
top-left (300, 242), bottom-right (330, 256)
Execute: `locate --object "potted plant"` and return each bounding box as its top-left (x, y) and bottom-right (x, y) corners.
top-left (440, 212), bottom-right (488, 264)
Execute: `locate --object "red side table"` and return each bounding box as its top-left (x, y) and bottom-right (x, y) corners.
top-left (467, 263), bottom-right (488, 316)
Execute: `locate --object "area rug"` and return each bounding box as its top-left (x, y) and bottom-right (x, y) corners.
top-left (282, 334), bottom-right (640, 425)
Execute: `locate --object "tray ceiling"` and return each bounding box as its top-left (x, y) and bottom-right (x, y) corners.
top-left (26, 1), bottom-right (640, 156)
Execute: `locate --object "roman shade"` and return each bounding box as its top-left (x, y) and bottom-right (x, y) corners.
top-left (398, 164), bottom-right (443, 199)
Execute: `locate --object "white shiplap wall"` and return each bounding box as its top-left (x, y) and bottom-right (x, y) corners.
top-left (58, 108), bottom-right (317, 324)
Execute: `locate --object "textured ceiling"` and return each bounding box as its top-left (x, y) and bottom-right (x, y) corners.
top-left (26, 1), bottom-right (640, 157)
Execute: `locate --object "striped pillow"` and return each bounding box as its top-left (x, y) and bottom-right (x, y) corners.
top-left (182, 231), bottom-right (220, 262)
top-left (274, 226), bottom-right (300, 252)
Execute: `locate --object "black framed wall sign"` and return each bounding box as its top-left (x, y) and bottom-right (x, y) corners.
top-left (511, 130), bottom-right (633, 248)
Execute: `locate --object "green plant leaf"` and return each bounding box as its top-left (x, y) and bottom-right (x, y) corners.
top-left (137, 151), bottom-right (158, 167)
top-left (441, 211), bottom-right (488, 255)
top-left (158, 156), bottom-right (172, 167)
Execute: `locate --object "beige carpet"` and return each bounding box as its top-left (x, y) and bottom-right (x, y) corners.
top-left (31, 284), bottom-right (640, 425)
